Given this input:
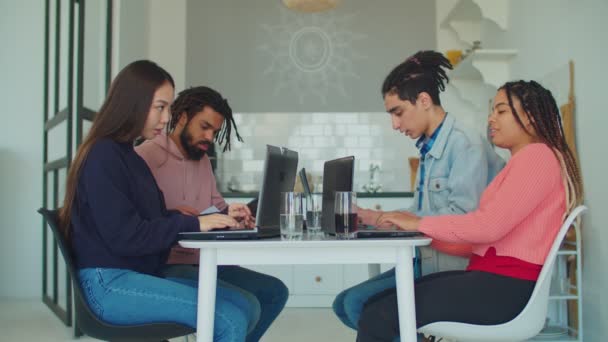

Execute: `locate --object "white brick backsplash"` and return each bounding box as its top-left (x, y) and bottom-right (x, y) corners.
top-left (312, 160), bottom-right (325, 172)
top-left (334, 113), bottom-right (358, 124)
top-left (312, 113), bottom-right (330, 124)
top-left (300, 124), bottom-right (324, 136)
top-left (335, 125), bottom-right (346, 136)
top-left (359, 136), bottom-right (373, 147)
top-left (348, 148), bottom-right (371, 160)
top-left (343, 136), bottom-right (358, 147)
top-left (348, 125), bottom-right (370, 136)
top-left (370, 125), bottom-right (382, 136)
top-left (299, 148), bottom-right (321, 159)
top-left (238, 126), bottom-right (253, 136)
top-left (240, 149), bottom-right (253, 160)
top-left (313, 136), bottom-right (331, 148)
top-left (243, 160), bottom-right (265, 172)
top-left (217, 112), bottom-right (420, 192)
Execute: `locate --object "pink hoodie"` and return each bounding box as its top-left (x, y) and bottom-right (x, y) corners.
top-left (135, 134), bottom-right (228, 213)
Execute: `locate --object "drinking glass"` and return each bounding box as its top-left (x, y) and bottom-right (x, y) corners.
top-left (306, 193), bottom-right (323, 234)
top-left (334, 191), bottom-right (358, 239)
top-left (280, 192), bottom-right (304, 240)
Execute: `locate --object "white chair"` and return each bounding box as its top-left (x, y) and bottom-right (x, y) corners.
top-left (417, 205), bottom-right (588, 342)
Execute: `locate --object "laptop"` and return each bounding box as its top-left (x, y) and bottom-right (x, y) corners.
top-left (178, 145), bottom-right (298, 240)
top-left (357, 225), bottom-right (425, 239)
top-left (254, 145), bottom-right (299, 238)
top-left (321, 156), bottom-right (355, 235)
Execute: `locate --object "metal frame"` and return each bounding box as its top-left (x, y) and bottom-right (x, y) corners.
top-left (41, 0), bottom-right (113, 333)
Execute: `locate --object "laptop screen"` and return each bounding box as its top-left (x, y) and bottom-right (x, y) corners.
top-left (255, 145), bottom-right (299, 229)
top-left (321, 156), bottom-right (354, 234)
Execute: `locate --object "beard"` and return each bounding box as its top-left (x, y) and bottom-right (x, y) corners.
top-left (179, 126), bottom-right (212, 161)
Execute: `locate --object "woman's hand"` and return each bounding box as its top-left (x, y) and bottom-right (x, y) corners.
top-left (197, 214), bottom-right (238, 231)
top-left (174, 205), bottom-right (199, 216)
top-left (227, 203), bottom-right (256, 228)
top-left (377, 212), bottom-right (421, 231)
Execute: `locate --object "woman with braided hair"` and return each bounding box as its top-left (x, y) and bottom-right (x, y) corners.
top-left (60, 61), bottom-right (260, 341)
top-left (136, 85), bottom-right (289, 342)
top-left (333, 50), bottom-right (504, 333)
top-left (355, 80), bottom-right (584, 342)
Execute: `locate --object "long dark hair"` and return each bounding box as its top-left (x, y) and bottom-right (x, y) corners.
top-left (168, 86), bottom-right (242, 152)
top-left (59, 60), bottom-right (174, 238)
top-left (382, 50), bottom-right (452, 105)
top-left (500, 80), bottom-right (584, 212)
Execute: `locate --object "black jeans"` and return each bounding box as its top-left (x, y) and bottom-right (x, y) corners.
top-left (356, 271), bottom-right (535, 342)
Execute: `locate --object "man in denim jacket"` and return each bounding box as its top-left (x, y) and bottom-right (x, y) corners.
top-left (333, 50), bottom-right (505, 334)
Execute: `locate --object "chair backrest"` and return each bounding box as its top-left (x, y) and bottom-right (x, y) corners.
top-left (418, 205), bottom-right (588, 341)
top-left (38, 207), bottom-right (195, 341)
top-left (37, 208), bottom-right (112, 335)
top-left (509, 205), bottom-right (587, 336)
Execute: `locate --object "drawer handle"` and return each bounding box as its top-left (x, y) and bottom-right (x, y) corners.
top-left (315, 276), bottom-right (322, 283)
top-left (374, 204), bottom-right (382, 210)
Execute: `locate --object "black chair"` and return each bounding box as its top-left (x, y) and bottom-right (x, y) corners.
top-left (38, 208), bottom-right (195, 342)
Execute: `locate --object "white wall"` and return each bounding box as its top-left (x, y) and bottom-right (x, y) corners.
top-left (0, 0), bottom-right (45, 297)
top-left (500, 1), bottom-right (608, 339)
top-left (149, 0), bottom-right (186, 92)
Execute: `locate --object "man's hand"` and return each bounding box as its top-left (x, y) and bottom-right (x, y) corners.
top-left (228, 203), bottom-right (255, 228)
top-left (198, 214), bottom-right (238, 231)
top-left (173, 205), bottom-right (199, 216)
top-left (377, 212), bottom-right (421, 231)
top-left (358, 208), bottom-right (382, 226)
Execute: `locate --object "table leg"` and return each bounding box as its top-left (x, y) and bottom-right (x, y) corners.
top-left (197, 249), bottom-right (217, 342)
top-left (368, 264), bottom-right (381, 278)
top-left (395, 247), bottom-right (417, 342)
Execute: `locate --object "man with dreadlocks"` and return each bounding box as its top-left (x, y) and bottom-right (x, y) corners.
top-left (333, 50), bottom-right (505, 334)
top-left (355, 80), bottom-right (584, 341)
top-left (136, 86), bottom-right (288, 342)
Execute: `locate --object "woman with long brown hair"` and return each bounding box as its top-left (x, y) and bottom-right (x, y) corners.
top-left (356, 80), bottom-right (583, 342)
top-left (59, 60), bottom-right (257, 341)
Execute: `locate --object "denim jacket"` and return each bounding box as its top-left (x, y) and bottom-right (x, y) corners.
top-left (409, 115), bottom-right (505, 217)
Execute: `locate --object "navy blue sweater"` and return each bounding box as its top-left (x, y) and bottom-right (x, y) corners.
top-left (71, 139), bottom-right (199, 275)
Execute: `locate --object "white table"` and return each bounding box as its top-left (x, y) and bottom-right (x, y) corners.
top-left (180, 235), bottom-right (431, 342)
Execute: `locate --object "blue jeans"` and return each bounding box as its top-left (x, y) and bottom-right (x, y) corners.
top-left (79, 268), bottom-right (257, 342)
top-left (333, 268), bottom-right (397, 330)
top-left (334, 250), bottom-right (422, 330)
top-left (161, 265), bottom-right (289, 342)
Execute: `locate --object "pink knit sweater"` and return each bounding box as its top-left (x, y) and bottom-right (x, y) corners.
top-left (419, 143), bottom-right (566, 276)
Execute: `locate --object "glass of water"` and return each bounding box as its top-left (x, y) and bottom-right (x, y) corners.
top-left (280, 192), bottom-right (304, 240)
top-left (306, 193), bottom-right (323, 234)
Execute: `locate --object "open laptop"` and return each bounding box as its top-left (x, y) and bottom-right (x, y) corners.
top-left (179, 145), bottom-right (298, 240)
top-left (321, 156), bottom-right (355, 235)
top-left (254, 145), bottom-right (299, 238)
top-left (357, 225), bottom-right (424, 238)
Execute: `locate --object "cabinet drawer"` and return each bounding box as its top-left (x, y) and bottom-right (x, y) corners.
top-left (293, 265), bottom-right (343, 294)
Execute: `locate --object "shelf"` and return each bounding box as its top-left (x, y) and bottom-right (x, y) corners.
top-left (446, 49), bottom-right (516, 112)
top-left (451, 49), bottom-right (517, 88)
top-left (530, 325), bottom-right (579, 341)
top-left (548, 295), bottom-right (578, 301)
top-left (472, 0), bottom-right (509, 30)
top-left (440, 0), bottom-right (509, 45)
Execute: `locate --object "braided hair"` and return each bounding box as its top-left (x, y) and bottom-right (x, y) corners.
top-left (501, 80), bottom-right (584, 213)
top-left (382, 50), bottom-right (453, 105)
top-left (169, 86), bottom-right (242, 152)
